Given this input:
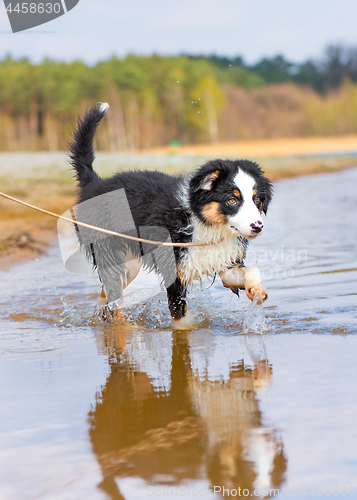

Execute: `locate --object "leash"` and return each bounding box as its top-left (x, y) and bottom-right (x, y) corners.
top-left (0, 190), bottom-right (225, 248)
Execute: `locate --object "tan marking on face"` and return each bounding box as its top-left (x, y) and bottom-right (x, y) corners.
top-left (233, 189), bottom-right (241, 198)
top-left (202, 202), bottom-right (226, 225)
top-left (253, 188), bottom-right (257, 196)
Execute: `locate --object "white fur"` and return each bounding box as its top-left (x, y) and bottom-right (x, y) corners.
top-left (220, 266), bottom-right (246, 289)
top-left (244, 266), bottom-right (262, 285)
top-left (97, 102), bottom-right (110, 114)
top-left (176, 172), bottom-right (193, 211)
top-left (220, 266), bottom-right (262, 289)
top-left (228, 170), bottom-right (262, 238)
top-left (178, 217), bottom-right (245, 285)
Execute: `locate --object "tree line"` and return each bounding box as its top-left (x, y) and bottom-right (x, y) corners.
top-left (1, 44), bottom-right (357, 151)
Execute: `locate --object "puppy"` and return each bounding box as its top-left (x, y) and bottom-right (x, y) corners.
top-left (69, 104), bottom-right (273, 326)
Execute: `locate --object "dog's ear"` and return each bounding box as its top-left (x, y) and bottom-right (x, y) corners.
top-left (261, 177), bottom-right (273, 215)
top-left (200, 170), bottom-right (220, 190)
top-left (192, 169), bottom-right (221, 192)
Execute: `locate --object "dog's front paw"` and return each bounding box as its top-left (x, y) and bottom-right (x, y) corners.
top-left (245, 281), bottom-right (268, 304)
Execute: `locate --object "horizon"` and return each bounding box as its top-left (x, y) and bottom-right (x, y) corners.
top-left (0, 45), bottom-right (354, 67)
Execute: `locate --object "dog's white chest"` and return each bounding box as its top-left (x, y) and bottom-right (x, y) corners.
top-left (178, 221), bottom-right (245, 285)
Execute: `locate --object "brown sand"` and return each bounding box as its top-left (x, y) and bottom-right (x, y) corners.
top-left (0, 225), bottom-right (55, 271)
top-left (149, 135), bottom-right (357, 158)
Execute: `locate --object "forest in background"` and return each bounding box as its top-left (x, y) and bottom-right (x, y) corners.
top-left (1, 44), bottom-right (357, 151)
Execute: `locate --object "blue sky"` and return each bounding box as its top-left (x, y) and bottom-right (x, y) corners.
top-left (0, 0), bottom-right (357, 64)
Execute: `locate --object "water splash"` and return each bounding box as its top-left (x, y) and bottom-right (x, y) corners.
top-left (112, 285), bottom-right (213, 330)
top-left (243, 294), bottom-right (268, 334)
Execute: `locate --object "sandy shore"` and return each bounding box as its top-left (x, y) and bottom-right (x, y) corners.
top-left (0, 227), bottom-right (55, 270)
top-left (149, 134), bottom-right (357, 159)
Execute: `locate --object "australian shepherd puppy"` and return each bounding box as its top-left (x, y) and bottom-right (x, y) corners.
top-left (69, 104), bottom-right (273, 327)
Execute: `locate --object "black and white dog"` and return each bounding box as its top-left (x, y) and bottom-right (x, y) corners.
top-left (69, 104), bottom-right (273, 327)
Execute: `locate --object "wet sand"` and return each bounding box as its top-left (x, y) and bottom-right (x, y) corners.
top-left (0, 229), bottom-right (54, 270)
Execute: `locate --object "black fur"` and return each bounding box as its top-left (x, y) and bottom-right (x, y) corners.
top-left (69, 104), bottom-right (273, 320)
top-left (68, 105), bottom-right (107, 188)
top-left (189, 159), bottom-right (273, 221)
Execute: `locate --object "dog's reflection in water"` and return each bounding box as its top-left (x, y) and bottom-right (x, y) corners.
top-left (89, 328), bottom-right (286, 499)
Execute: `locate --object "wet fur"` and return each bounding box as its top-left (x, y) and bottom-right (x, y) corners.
top-left (69, 105), bottom-right (273, 321)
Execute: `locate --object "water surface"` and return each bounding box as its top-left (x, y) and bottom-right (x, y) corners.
top-left (1, 167), bottom-right (357, 499)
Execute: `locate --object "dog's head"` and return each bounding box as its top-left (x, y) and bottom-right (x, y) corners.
top-left (189, 159), bottom-right (273, 239)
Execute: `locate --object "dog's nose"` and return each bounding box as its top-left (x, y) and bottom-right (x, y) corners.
top-left (250, 220), bottom-right (264, 233)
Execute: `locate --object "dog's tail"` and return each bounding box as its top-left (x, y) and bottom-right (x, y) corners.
top-left (68, 103), bottom-right (109, 188)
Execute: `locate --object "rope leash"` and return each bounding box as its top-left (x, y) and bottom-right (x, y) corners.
top-left (0, 190), bottom-right (224, 248)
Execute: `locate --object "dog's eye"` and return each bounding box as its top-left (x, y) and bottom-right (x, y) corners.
top-left (254, 195), bottom-right (260, 204)
top-left (227, 198), bottom-right (237, 206)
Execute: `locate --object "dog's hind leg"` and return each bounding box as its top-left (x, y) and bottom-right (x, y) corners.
top-left (124, 251), bottom-right (143, 288)
top-left (97, 286), bottom-right (108, 306)
top-left (98, 248), bottom-right (143, 322)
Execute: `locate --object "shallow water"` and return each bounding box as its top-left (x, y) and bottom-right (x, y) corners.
top-left (1, 167), bottom-right (357, 500)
